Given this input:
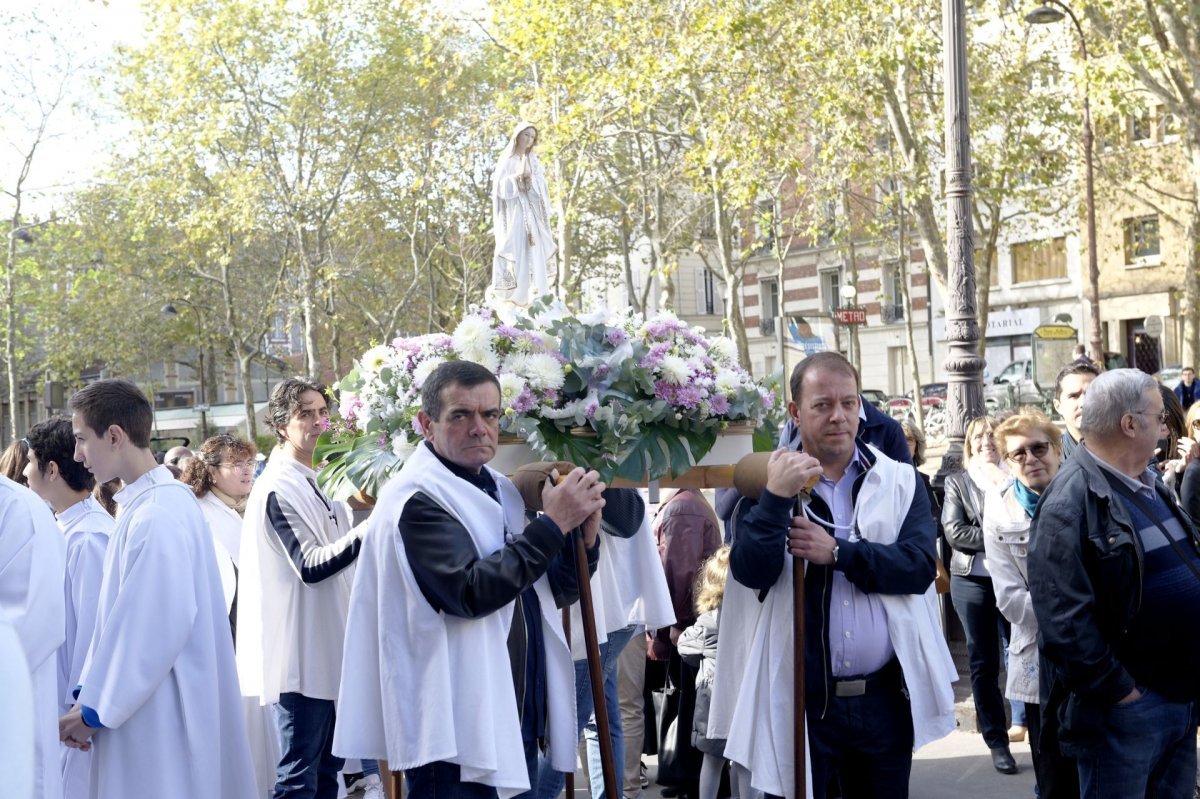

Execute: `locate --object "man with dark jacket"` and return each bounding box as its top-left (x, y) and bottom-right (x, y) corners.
top-left (1174, 367), bottom-right (1197, 412)
top-left (727, 352), bottom-right (954, 798)
top-left (1029, 368), bottom-right (1200, 798)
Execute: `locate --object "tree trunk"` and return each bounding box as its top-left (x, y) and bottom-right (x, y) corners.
top-left (237, 352), bottom-right (257, 439)
top-left (709, 170), bottom-right (751, 369)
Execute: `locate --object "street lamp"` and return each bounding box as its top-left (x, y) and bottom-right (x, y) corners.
top-left (1026, 0), bottom-right (1103, 367)
top-left (162, 301), bottom-right (209, 440)
top-left (840, 282), bottom-right (858, 367)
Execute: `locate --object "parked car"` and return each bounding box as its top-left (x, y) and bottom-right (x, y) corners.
top-left (984, 359), bottom-right (1045, 407)
top-left (1158, 365), bottom-right (1183, 390)
top-left (861, 389), bottom-right (889, 410)
top-left (916, 383), bottom-right (947, 405)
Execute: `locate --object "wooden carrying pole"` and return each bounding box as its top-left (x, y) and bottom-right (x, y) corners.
top-left (793, 513), bottom-right (806, 799)
top-left (563, 608), bottom-right (574, 798)
top-left (574, 531), bottom-right (619, 799)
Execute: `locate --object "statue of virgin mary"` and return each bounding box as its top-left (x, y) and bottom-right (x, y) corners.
top-left (491, 121), bottom-right (556, 306)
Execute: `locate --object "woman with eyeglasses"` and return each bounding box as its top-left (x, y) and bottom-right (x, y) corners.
top-left (941, 416), bottom-right (1020, 774)
top-left (182, 434), bottom-right (282, 798)
top-left (1178, 403), bottom-right (1200, 530)
top-left (983, 411), bottom-right (1078, 798)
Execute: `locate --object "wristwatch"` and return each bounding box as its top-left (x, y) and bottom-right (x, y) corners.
top-left (831, 542), bottom-right (840, 564)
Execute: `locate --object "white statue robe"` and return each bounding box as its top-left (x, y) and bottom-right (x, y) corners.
top-left (197, 490), bottom-right (282, 799)
top-left (55, 495), bottom-right (113, 799)
top-left (334, 442), bottom-right (576, 798)
top-left (0, 475), bottom-right (66, 799)
top-left (492, 149), bottom-right (555, 305)
top-left (77, 465), bottom-right (257, 799)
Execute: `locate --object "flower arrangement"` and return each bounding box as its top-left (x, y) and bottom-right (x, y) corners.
top-left (316, 299), bottom-right (774, 498)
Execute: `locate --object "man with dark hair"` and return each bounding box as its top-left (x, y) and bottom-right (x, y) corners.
top-left (1053, 361), bottom-right (1101, 460)
top-left (58, 379), bottom-right (255, 797)
top-left (720, 352), bottom-right (955, 798)
top-left (239, 377), bottom-right (367, 799)
top-left (1030, 369), bottom-right (1200, 797)
top-left (23, 417), bottom-right (111, 799)
top-left (1174, 367), bottom-right (1197, 411)
top-left (335, 360), bottom-right (606, 798)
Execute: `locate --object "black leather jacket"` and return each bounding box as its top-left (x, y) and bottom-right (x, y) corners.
top-left (1027, 445), bottom-right (1200, 756)
top-left (941, 471), bottom-right (985, 576)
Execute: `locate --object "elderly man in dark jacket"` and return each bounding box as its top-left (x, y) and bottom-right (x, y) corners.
top-left (1029, 368), bottom-right (1200, 799)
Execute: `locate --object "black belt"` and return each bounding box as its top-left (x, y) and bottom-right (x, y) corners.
top-left (832, 658), bottom-right (901, 698)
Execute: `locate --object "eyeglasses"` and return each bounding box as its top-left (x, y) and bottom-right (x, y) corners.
top-left (218, 460), bottom-right (255, 473)
top-left (1131, 408), bottom-right (1168, 424)
top-left (1006, 441), bottom-right (1052, 464)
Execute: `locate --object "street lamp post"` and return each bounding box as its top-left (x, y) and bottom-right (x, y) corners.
top-left (840, 282), bottom-right (859, 368)
top-left (1027, 0), bottom-right (1103, 367)
top-left (935, 0), bottom-right (986, 489)
top-left (162, 301), bottom-right (209, 440)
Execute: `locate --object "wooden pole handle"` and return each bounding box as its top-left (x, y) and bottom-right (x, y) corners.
top-left (575, 532), bottom-right (619, 799)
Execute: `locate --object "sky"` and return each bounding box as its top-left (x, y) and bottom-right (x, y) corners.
top-left (0, 0), bottom-right (148, 218)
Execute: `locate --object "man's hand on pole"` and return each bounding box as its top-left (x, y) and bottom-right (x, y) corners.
top-left (541, 466), bottom-right (606, 535)
top-left (764, 447), bottom-right (823, 498)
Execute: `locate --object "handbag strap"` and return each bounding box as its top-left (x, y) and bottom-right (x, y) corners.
top-left (1100, 471), bottom-right (1200, 584)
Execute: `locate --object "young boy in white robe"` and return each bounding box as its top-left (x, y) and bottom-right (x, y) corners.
top-left (58, 378), bottom-right (257, 799)
top-left (0, 463), bottom-right (66, 799)
top-left (23, 416), bottom-right (113, 799)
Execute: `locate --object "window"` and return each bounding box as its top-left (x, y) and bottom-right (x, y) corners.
top-left (1156, 105), bottom-right (1180, 142)
top-left (821, 270), bottom-right (842, 312)
top-left (270, 314), bottom-right (289, 344)
top-left (816, 199), bottom-right (838, 246)
top-left (702, 268), bottom-right (717, 315)
top-left (1127, 111), bottom-right (1152, 144)
top-left (881, 261), bottom-right (904, 323)
top-left (1124, 216), bottom-right (1160, 263)
top-left (1011, 237), bottom-right (1067, 283)
top-left (754, 198), bottom-right (776, 255)
top-left (760, 278), bottom-right (780, 321)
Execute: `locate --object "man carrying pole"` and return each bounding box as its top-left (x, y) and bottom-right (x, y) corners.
top-left (334, 360), bottom-right (605, 799)
top-left (725, 352), bottom-right (955, 799)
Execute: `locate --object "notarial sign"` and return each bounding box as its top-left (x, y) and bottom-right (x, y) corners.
top-left (1143, 315), bottom-right (1163, 338)
top-left (194, 403), bottom-right (211, 412)
top-left (1033, 324), bottom-right (1076, 340)
top-left (835, 307), bottom-right (867, 325)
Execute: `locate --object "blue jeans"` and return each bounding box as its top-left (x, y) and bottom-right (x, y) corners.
top-left (273, 693), bottom-right (345, 799)
top-left (950, 574), bottom-right (1010, 749)
top-left (1077, 690), bottom-right (1196, 799)
top-left (808, 667), bottom-right (914, 799)
top-left (405, 762), bottom-right (499, 799)
top-left (535, 625), bottom-right (634, 799)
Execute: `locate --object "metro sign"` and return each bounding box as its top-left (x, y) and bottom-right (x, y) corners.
top-left (835, 307), bottom-right (867, 325)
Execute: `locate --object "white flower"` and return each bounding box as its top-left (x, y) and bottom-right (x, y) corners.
top-left (715, 370), bottom-right (744, 394)
top-left (498, 372), bottom-right (526, 405)
top-left (509, 353), bottom-right (565, 391)
top-left (412, 356), bottom-right (446, 388)
top-left (361, 344), bottom-right (392, 373)
top-left (462, 348), bottom-right (500, 373)
top-left (452, 315), bottom-right (495, 362)
top-left (391, 433), bottom-right (417, 462)
top-left (709, 337), bottom-right (737, 364)
top-left (659, 354), bottom-right (691, 386)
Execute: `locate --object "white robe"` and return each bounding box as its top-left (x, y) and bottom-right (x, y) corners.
top-left (0, 475), bottom-right (67, 799)
top-left (77, 465), bottom-right (256, 799)
top-left (0, 615), bottom-right (34, 799)
top-left (334, 442), bottom-right (576, 798)
top-left (238, 450), bottom-right (359, 705)
top-left (568, 504), bottom-right (674, 656)
top-left (197, 490), bottom-right (282, 799)
top-left (712, 448), bottom-right (957, 799)
top-left (55, 495), bottom-right (112, 799)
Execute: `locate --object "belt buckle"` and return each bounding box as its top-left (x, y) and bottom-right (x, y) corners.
top-left (835, 679), bottom-right (866, 697)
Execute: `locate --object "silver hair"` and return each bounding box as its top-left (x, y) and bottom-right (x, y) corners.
top-left (1079, 368), bottom-right (1157, 439)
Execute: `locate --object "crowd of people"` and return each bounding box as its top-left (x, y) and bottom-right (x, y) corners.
top-left (3, 351), bottom-right (1200, 799)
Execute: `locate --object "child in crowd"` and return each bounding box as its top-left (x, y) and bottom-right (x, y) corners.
top-left (677, 546), bottom-right (731, 799)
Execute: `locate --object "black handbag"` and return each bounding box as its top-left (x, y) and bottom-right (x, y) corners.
top-left (653, 653), bottom-right (703, 787)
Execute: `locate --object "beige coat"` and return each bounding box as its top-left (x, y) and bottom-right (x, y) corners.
top-left (982, 485), bottom-right (1040, 704)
